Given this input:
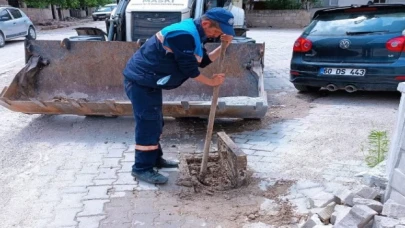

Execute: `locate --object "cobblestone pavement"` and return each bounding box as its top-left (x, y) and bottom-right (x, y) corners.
top-left (0, 26), bottom-right (401, 228)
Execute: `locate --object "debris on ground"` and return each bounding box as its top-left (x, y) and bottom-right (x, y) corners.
top-left (300, 183), bottom-right (405, 228)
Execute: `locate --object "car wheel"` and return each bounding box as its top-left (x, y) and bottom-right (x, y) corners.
top-left (0, 31), bottom-right (5, 48)
top-left (26, 26), bottom-right (36, 40)
top-left (93, 17), bottom-right (97, 21)
top-left (294, 84), bottom-right (321, 92)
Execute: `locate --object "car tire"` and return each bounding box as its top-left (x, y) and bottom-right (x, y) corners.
top-left (26, 26), bottom-right (36, 40)
top-left (93, 18), bottom-right (97, 21)
top-left (294, 84), bottom-right (320, 92)
top-left (0, 31), bottom-right (5, 48)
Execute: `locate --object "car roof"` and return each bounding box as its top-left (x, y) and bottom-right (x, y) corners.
top-left (0, 6), bottom-right (20, 10)
top-left (312, 3), bottom-right (405, 19)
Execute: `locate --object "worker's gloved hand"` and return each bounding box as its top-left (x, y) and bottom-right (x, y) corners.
top-left (210, 73), bottom-right (225, 87)
top-left (220, 34), bottom-right (233, 48)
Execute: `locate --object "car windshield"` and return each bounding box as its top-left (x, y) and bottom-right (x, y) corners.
top-left (96, 7), bottom-right (111, 12)
top-left (303, 9), bottom-right (405, 36)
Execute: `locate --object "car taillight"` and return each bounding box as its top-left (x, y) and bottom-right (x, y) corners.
top-left (294, 37), bottom-right (312, 52)
top-left (386, 36), bottom-right (405, 52)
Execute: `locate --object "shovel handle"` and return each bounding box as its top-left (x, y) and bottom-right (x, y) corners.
top-left (200, 40), bottom-right (228, 177)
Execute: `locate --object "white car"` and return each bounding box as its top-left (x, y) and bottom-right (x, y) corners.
top-left (0, 6), bottom-right (36, 48)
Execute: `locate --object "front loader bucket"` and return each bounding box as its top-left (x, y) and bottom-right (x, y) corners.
top-left (0, 39), bottom-right (267, 119)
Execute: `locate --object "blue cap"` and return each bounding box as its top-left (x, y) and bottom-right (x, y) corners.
top-left (204, 7), bottom-right (235, 36)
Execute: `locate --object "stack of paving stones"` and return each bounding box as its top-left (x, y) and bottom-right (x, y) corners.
top-left (300, 184), bottom-right (405, 228)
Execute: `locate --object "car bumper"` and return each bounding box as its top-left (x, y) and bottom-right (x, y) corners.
top-left (92, 14), bottom-right (109, 19)
top-left (290, 59), bottom-right (405, 92)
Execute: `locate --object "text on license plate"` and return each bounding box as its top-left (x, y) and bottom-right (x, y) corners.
top-left (320, 68), bottom-right (366, 76)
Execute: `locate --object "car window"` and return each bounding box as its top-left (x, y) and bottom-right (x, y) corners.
top-left (96, 7), bottom-right (111, 12)
top-left (0, 9), bottom-right (12, 21)
top-left (304, 9), bottom-right (405, 36)
top-left (9, 9), bottom-right (23, 19)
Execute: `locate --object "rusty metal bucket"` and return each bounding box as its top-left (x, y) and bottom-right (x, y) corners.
top-left (0, 39), bottom-right (267, 119)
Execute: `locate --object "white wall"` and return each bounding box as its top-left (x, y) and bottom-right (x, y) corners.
top-left (385, 82), bottom-right (405, 205)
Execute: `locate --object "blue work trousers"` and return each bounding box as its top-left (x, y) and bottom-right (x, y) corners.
top-left (124, 78), bottom-right (164, 172)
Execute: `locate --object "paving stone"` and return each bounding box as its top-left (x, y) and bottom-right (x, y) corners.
top-left (234, 138), bottom-right (249, 144)
top-left (78, 200), bottom-right (109, 217)
top-left (80, 163), bottom-right (101, 174)
top-left (118, 162), bottom-right (133, 173)
top-left (30, 202), bottom-right (56, 218)
top-left (49, 208), bottom-right (80, 227)
top-left (353, 197), bottom-right (383, 213)
top-left (105, 148), bottom-right (125, 158)
top-left (73, 174), bottom-right (96, 186)
top-left (62, 186), bottom-right (88, 194)
top-left (115, 172), bottom-right (136, 185)
top-left (250, 145), bottom-right (277, 152)
top-left (110, 192), bottom-right (126, 198)
top-left (182, 217), bottom-right (210, 228)
top-left (331, 205), bottom-right (352, 225)
top-left (93, 179), bottom-right (117, 185)
top-left (299, 187), bottom-right (325, 198)
top-left (122, 152), bottom-right (135, 162)
top-left (296, 180), bottom-right (322, 190)
top-left (38, 188), bottom-right (62, 202)
top-left (334, 205), bottom-right (378, 228)
top-left (100, 158), bottom-right (121, 168)
top-left (84, 153), bottom-right (105, 163)
top-left (100, 221), bottom-right (132, 228)
top-left (373, 215), bottom-right (401, 228)
top-left (53, 170), bottom-right (76, 182)
top-left (246, 140), bottom-right (271, 146)
top-left (248, 156), bottom-right (264, 162)
top-left (113, 184), bottom-right (137, 192)
top-left (334, 188), bottom-right (355, 206)
top-left (59, 160), bottom-right (83, 170)
top-left (302, 214), bottom-right (323, 228)
top-left (355, 186), bottom-right (379, 200)
top-left (131, 213), bottom-right (159, 227)
top-left (311, 191), bottom-right (336, 208)
top-left (382, 199), bottom-right (405, 219)
top-left (77, 215), bottom-right (106, 228)
top-left (55, 193), bottom-right (85, 209)
top-left (317, 202), bottom-right (336, 223)
top-left (290, 197), bottom-right (312, 214)
top-left (22, 219), bottom-right (52, 228)
top-left (308, 208), bottom-right (323, 217)
top-left (260, 157), bottom-right (282, 163)
top-left (95, 167), bottom-right (118, 180)
top-left (136, 180), bottom-right (159, 191)
top-left (237, 143), bottom-right (253, 149)
top-left (104, 206), bottom-right (133, 222)
top-left (83, 186), bottom-right (111, 200)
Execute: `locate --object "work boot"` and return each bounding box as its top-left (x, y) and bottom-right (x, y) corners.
top-left (156, 158), bottom-right (179, 169)
top-left (131, 169), bottom-right (168, 184)
top-left (155, 143), bottom-right (179, 169)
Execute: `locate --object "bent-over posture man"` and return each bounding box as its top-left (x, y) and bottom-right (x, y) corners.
top-left (123, 7), bottom-right (235, 184)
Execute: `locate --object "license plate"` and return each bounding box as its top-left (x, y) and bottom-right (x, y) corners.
top-left (320, 68), bottom-right (366, 76)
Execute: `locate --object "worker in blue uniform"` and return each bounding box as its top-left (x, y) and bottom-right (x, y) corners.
top-left (123, 7), bottom-right (235, 184)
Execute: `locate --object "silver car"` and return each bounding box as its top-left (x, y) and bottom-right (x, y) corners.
top-left (0, 6), bottom-right (36, 48)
